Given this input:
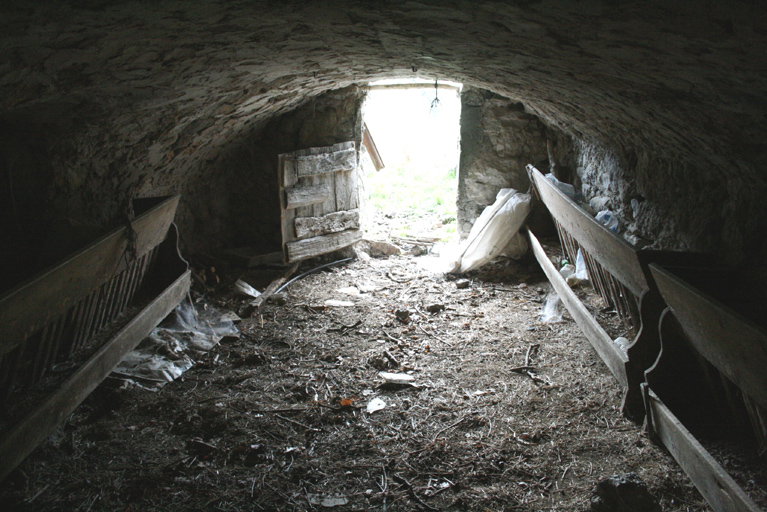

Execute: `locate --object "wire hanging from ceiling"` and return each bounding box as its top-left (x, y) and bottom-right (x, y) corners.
top-left (430, 79), bottom-right (441, 112)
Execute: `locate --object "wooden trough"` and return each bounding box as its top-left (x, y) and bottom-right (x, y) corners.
top-left (527, 164), bottom-right (765, 511)
top-left (0, 195), bottom-right (190, 482)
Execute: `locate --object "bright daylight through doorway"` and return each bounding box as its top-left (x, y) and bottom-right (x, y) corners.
top-left (361, 79), bottom-right (462, 248)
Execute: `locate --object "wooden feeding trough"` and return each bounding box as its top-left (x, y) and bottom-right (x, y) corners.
top-left (527, 164), bottom-right (765, 511)
top-left (0, 195), bottom-right (190, 481)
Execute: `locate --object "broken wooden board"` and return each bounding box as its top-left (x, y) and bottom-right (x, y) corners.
top-left (285, 185), bottom-right (331, 209)
top-left (286, 229), bottom-right (362, 262)
top-left (295, 209), bottom-right (360, 239)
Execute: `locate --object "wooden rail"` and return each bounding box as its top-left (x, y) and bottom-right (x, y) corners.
top-left (527, 163), bottom-right (764, 510)
top-left (528, 228), bottom-right (628, 388)
top-left (527, 165), bottom-right (664, 419)
top-left (0, 196), bottom-right (190, 482)
top-left (642, 263), bottom-right (767, 511)
top-left (642, 385), bottom-right (761, 512)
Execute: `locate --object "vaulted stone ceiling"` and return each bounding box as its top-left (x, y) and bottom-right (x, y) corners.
top-left (2, 1), bottom-right (766, 266)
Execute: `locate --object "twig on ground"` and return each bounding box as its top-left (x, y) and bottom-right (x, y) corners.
top-left (275, 414), bottom-right (321, 432)
top-left (432, 415), bottom-right (469, 442)
top-left (383, 329), bottom-right (406, 344)
top-left (383, 349), bottom-right (400, 367)
top-left (393, 474), bottom-right (439, 511)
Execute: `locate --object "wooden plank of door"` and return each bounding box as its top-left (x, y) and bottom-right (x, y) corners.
top-left (335, 169), bottom-right (359, 211)
top-left (286, 229), bottom-right (362, 262)
top-left (295, 146), bottom-right (356, 177)
top-left (528, 165), bottom-right (647, 297)
top-left (644, 387), bottom-right (761, 512)
top-left (0, 196), bottom-right (180, 358)
top-left (0, 269), bottom-right (191, 483)
top-left (528, 228), bottom-right (629, 389)
top-left (281, 142), bottom-right (356, 186)
top-left (285, 185), bottom-right (331, 209)
top-left (650, 263), bottom-right (767, 411)
top-left (295, 210), bottom-right (360, 239)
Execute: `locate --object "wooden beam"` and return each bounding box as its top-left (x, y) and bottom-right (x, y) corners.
top-left (528, 165), bottom-right (647, 297)
top-left (643, 386), bottom-right (761, 512)
top-left (362, 122), bottom-right (385, 171)
top-left (0, 196), bottom-right (180, 358)
top-left (286, 229), bottom-right (362, 262)
top-left (528, 228), bottom-right (628, 389)
top-left (295, 209), bottom-right (360, 239)
top-left (0, 269), bottom-right (191, 482)
top-left (650, 263), bottom-right (767, 411)
top-left (285, 185), bottom-right (331, 209)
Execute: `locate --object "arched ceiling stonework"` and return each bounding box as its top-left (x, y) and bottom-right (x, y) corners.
top-left (1, 1), bottom-right (766, 265)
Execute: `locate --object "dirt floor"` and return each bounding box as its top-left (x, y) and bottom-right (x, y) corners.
top-left (0, 239), bottom-right (715, 512)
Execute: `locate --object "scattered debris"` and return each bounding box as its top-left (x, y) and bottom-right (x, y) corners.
top-left (112, 296), bottom-right (238, 388)
top-left (591, 473), bottom-right (662, 512)
top-left (540, 291), bottom-right (564, 323)
top-left (325, 299), bottom-right (355, 307)
top-left (378, 372), bottom-right (415, 385)
top-left (307, 494), bottom-right (349, 508)
top-left (395, 309), bottom-right (411, 322)
top-left (355, 239), bottom-right (401, 258)
top-left (4, 245), bottom-right (714, 512)
top-left (268, 292), bottom-right (288, 305)
top-left (234, 278), bottom-right (262, 298)
top-left (366, 397), bottom-right (386, 414)
top-left (426, 303), bottom-right (445, 313)
top-left (455, 278), bottom-right (471, 289)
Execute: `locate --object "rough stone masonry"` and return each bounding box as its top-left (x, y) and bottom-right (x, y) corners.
top-left (1, 0), bottom-right (766, 288)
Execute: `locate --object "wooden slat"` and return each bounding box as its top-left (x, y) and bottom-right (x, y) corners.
top-left (294, 146), bottom-right (357, 178)
top-left (285, 185), bottom-right (331, 209)
top-left (650, 263), bottom-right (767, 411)
top-left (295, 210), bottom-right (360, 239)
top-left (286, 229), bottom-right (362, 262)
top-left (643, 386), bottom-right (761, 512)
top-left (528, 165), bottom-right (647, 297)
top-left (527, 228), bottom-right (629, 388)
top-left (0, 196), bottom-right (180, 358)
top-left (281, 141), bottom-right (356, 187)
top-left (362, 122), bottom-right (385, 171)
top-left (0, 269), bottom-right (191, 482)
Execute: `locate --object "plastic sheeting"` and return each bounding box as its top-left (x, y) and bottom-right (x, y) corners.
top-left (447, 188), bottom-right (531, 273)
top-left (112, 296), bottom-right (239, 388)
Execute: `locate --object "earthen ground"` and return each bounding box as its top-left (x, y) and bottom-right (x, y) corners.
top-left (0, 236), bottom-right (719, 511)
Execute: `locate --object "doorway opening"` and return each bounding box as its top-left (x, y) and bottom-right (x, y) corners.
top-left (360, 79), bottom-right (462, 247)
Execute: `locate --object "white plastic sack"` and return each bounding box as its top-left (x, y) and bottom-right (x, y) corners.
top-left (501, 231), bottom-right (529, 260)
top-left (448, 188), bottom-right (531, 273)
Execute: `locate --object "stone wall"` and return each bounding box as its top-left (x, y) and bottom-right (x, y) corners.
top-left (2, 1), bottom-right (767, 286)
top-left (178, 85), bottom-right (365, 254)
top-left (0, 85), bottom-right (364, 290)
top-left (457, 87), bottom-right (563, 236)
